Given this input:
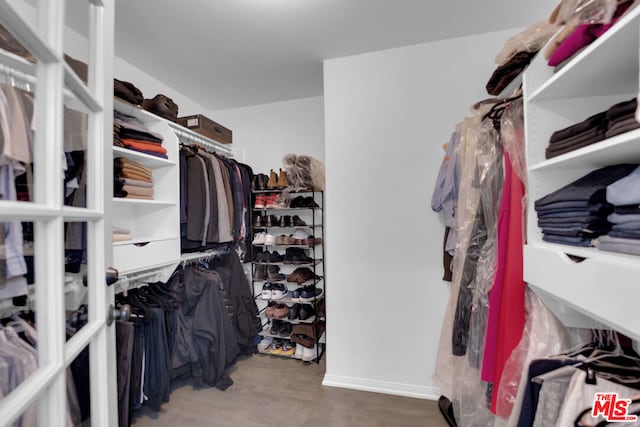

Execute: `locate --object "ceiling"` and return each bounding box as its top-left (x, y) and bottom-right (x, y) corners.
top-left (67, 0), bottom-right (556, 111)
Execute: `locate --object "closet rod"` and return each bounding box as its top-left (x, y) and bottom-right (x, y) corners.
top-left (169, 122), bottom-right (234, 157)
top-left (180, 249), bottom-right (226, 266)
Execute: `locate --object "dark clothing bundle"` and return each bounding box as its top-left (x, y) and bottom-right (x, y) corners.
top-left (169, 265), bottom-right (238, 389)
top-left (595, 165), bottom-right (640, 255)
top-left (534, 164), bottom-right (639, 247)
top-left (179, 145), bottom-right (253, 253)
top-left (486, 51), bottom-right (537, 96)
top-left (545, 98), bottom-right (640, 159)
top-left (113, 110), bottom-right (168, 159)
top-left (209, 251), bottom-right (262, 356)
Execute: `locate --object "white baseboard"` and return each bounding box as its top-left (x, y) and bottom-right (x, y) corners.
top-left (322, 374), bottom-right (440, 400)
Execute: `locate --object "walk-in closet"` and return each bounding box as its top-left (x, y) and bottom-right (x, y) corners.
top-left (0, 0), bottom-right (639, 426)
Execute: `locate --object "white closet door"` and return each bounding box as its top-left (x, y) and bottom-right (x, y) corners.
top-left (0, 0), bottom-right (117, 426)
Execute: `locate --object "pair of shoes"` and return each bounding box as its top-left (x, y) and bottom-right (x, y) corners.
top-left (267, 169), bottom-right (289, 189)
top-left (253, 232), bottom-right (276, 246)
top-left (255, 194), bottom-right (289, 209)
top-left (261, 282), bottom-right (288, 300)
top-left (290, 196), bottom-right (319, 208)
top-left (254, 264), bottom-right (268, 280)
top-left (252, 173), bottom-right (268, 191)
top-left (275, 234), bottom-right (296, 245)
top-left (265, 301), bottom-right (289, 319)
top-left (287, 267), bottom-right (320, 284)
top-left (256, 250), bottom-right (284, 263)
top-left (291, 229), bottom-right (322, 245)
top-left (267, 265), bottom-right (285, 281)
top-left (289, 303), bottom-right (315, 321)
top-left (299, 343), bottom-right (317, 362)
top-left (292, 285), bottom-right (324, 303)
top-left (284, 247), bottom-right (313, 264)
top-left (270, 320), bottom-right (292, 337)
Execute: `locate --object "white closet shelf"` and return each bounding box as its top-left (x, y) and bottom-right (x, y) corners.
top-left (113, 146), bottom-right (176, 167)
top-left (112, 198), bottom-right (174, 207)
top-left (524, 243), bottom-right (640, 341)
top-left (529, 128), bottom-right (640, 172)
top-left (112, 235), bottom-right (178, 246)
top-left (527, 7), bottom-right (640, 102)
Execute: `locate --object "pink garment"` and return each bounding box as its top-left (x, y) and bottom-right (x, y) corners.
top-left (490, 151), bottom-right (526, 415)
top-left (548, 2), bottom-right (629, 66)
top-left (480, 153), bottom-right (512, 382)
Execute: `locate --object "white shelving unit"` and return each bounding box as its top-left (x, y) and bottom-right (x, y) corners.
top-left (523, 7), bottom-right (640, 341)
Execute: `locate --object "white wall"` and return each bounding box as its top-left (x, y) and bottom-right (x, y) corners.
top-left (322, 28), bottom-right (519, 399)
top-left (210, 96), bottom-right (325, 173)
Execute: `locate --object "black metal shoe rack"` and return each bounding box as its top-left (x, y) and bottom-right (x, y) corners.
top-left (250, 189), bottom-right (326, 363)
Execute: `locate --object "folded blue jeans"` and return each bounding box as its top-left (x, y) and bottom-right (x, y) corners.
top-left (543, 234), bottom-right (593, 247)
top-left (596, 235), bottom-right (640, 255)
top-left (607, 213), bottom-right (640, 224)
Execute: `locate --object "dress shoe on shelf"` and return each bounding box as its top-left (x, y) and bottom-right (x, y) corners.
top-left (253, 173), bottom-right (268, 191)
top-left (287, 267), bottom-right (318, 284)
top-left (264, 301), bottom-right (277, 318)
top-left (284, 247), bottom-right (313, 264)
top-left (275, 235), bottom-right (287, 245)
top-left (279, 215), bottom-right (292, 227)
top-left (279, 322), bottom-right (292, 338)
top-left (301, 197), bottom-right (319, 208)
top-left (265, 215), bottom-right (279, 227)
top-left (266, 251), bottom-right (284, 263)
top-left (288, 303), bottom-right (301, 320)
top-left (270, 320), bottom-right (283, 336)
top-left (272, 303), bottom-right (290, 319)
top-left (267, 265), bottom-right (286, 281)
top-left (254, 264), bottom-right (268, 281)
top-left (298, 304), bottom-right (316, 321)
top-left (266, 169), bottom-right (278, 189)
top-left (291, 215), bottom-right (307, 226)
top-left (253, 214), bottom-right (264, 227)
top-left (290, 196), bottom-right (305, 208)
top-left (277, 168), bottom-right (288, 189)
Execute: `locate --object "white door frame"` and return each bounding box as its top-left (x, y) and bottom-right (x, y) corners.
top-left (0, 1), bottom-right (117, 425)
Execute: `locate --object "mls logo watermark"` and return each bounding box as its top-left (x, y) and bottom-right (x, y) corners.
top-left (592, 393), bottom-right (638, 423)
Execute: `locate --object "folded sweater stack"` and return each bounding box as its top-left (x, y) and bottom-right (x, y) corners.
top-left (545, 98), bottom-right (640, 159)
top-left (112, 226), bottom-right (132, 242)
top-left (114, 157), bottom-right (154, 200)
top-left (113, 110), bottom-right (168, 159)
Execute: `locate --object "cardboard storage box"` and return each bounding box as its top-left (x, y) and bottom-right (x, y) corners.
top-left (177, 114), bottom-right (232, 144)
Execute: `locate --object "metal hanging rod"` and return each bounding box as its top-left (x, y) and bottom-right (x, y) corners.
top-left (169, 122), bottom-right (234, 156)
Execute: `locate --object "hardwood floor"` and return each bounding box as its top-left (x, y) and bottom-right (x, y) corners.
top-left (131, 354), bottom-right (448, 427)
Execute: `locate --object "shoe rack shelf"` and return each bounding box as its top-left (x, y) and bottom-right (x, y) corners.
top-left (522, 6), bottom-right (640, 342)
top-left (251, 186), bottom-right (326, 363)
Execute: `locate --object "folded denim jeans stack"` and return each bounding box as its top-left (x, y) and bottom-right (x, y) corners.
top-left (114, 110), bottom-right (168, 159)
top-left (545, 98), bottom-right (640, 159)
top-left (535, 164), bottom-right (639, 247)
top-left (596, 166), bottom-right (640, 255)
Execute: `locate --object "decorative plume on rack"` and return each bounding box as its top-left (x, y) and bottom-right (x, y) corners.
top-left (169, 121), bottom-right (234, 157)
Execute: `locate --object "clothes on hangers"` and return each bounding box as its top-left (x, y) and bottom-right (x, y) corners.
top-left (179, 145), bottom-right (253, 252)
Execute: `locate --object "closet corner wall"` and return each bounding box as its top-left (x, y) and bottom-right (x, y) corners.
top-left (522, 6), bottom-right (640, 343)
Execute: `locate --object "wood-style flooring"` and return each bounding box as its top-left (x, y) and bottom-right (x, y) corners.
top-left (131, 354), bottom-right (448, 427)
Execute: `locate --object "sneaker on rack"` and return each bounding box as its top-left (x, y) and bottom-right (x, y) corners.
top-left (267, 265), bottom-right (286, 281)
top-left (294, 343), bottom-right (304, 359)
top-left (269, 338), bottom-right (283, 355)
top-left (288, 303), bottom-right (301, 320)
top-left (279, 322), bottom-right (292, 338)
top-left (257, 337), bottom-right (273, 352)
top-left (252, 232), bottom-right (266, 245)
top-left (290, 287), bottom-right (304, 302)
top-left (260, 283), bottom-right (273, 300)
top-left (254, 195), bottom-right (266, 209)
top-left (301, 344), bottom-right (317, 362)
top-left (298, 304), bottom-right (316, 321)
top-left (281, 340), bottom-right (296, 356)
top-left (265, 194), bottom-right (278, 209)
top-left (291, 215), bottom-right (307, 226)
top-left (264, 233), bottom-right (276, 245)
top-left (270, 319), bottom-right (284, 335)
top-left (299, 285), bottom-right (324, 303)
top-left (270, 283), bottom-right (289, 300)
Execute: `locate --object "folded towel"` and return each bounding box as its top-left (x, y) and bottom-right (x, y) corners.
top-left (112, 233), bottom-right (133, 242)
top-left (118, 178), bottom-right (153, 188)
top-left (122, 184), bottom-right (154, 198)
